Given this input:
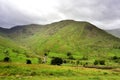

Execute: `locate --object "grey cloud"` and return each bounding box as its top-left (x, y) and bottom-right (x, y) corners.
top-left (0, 0), bottom-right (47, 28)
top-left (57, 0), bottom-right (120, 29)
top-left (94, 0), bottom-right (120, 21)
top-left (0, 0), bottom-right (120, 29)
top-left (58, 0), bottom-right (118, 20)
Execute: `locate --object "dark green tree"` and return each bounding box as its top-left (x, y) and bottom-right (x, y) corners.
top-left (67, 52), bottom-right (72, 57)
top-left (3, 57), bottom-right (10, 62)
top-left (26, 59), bottom-right (32, 64)
top-left (94, 60), bottom-right (99, 65)
top-left (99, 60), bottom-right (105, 65)
top-left (51, 57), bottom-right (63, 65)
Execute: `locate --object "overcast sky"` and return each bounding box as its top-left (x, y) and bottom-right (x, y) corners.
top-left (0, 0), bottom-right (120, 29)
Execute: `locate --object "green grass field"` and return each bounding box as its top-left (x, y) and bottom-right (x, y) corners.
top-left (0, 62), bottom-right (120, 80)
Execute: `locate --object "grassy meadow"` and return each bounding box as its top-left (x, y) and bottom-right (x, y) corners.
top-left (0, 48), bottom-right (120, 80)
top-left (0, 62), bottom-right (120, 80)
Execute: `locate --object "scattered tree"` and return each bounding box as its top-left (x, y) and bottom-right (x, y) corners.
top-left (111, 56), bottom-right (120, 63)
top-left (83, 62), bottom-right (88, 67)
top-left (26, 59), bottom-right (32, 64)
top-left (68, 55), bottom-right (75, 60)
top-left (44, 53), bottom-right (48, 56)
top-left (51, 57), bottom-right (63, 65)
top-left (67, 52), bottom-right (72, 57)
top-left (66, 52), bottom-right (75, 60)
top-left (94, 60), bottom-right (99, 65)
top-left (63, 60), bottom-right (67, 63)
top-left (3, 57), bottom-right (10, 62)
top-left (76, 60), bottom-right (80, 66)
top-left (94, 60), bottom-right (105, 65)
top-left (99, 60), bottom-right (105, 65)
top-left (81, 56), bottom-right (88, 60)
top-left (111, 56), bottom-right (120, 60)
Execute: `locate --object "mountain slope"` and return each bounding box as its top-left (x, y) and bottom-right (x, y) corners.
top-left (5, 20), bottom-right (120, 55)
top-left (0, 35), bottom-right (26, 57)
top-left (0, 28), bottom-right (28, 58)
top-left (0, 20), bottom-right (120, 57)
top-left (0, 24), bottom-right (44, 40)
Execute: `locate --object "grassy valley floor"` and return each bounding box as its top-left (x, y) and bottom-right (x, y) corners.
top-left (0, 62), bottom-right (119, 80)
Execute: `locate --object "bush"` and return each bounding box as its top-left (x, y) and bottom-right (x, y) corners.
top-left (66, 52), bottom-right (75, 60)
top-left (51, 57), bottom-right (63, 65)
top-left (44, 53), bottom-right (48, 56)
top-left (111, 56), bottom-right (120, 63)
top-left (83, 62), bottom-right (88, 67)
top-left (3, 57), bottom-right (10, 62)
top-left (81, 56), bottom-right (88, 60)
top-left (26, 59), bottom-right (32, 64)
top-left (63, 60), bottom-right (67, 63)
top-left (68, 56), bottom-right (75, 60)
top-left (112, 56), bottom-right (118, 60)
top-left (94, 60), bottom-right (99, 65)
top-left (76, 60), bottom-right (80, 65)
top-left (94, 60), bottom-right (105, 65)
top-left (111, 56), bottom-right (120, 60)
top-left (67, 52), bottom-right (72, 56)
top-left (99, 60), bottom-right (105, 65)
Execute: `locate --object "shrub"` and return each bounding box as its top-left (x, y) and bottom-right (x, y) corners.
top-left (94, 60), bottom-right (105, 65)
top-left (26, 59), bottom-right (32, 64)
top-left (67, 52), bottom-right (72, 56)
top-left (83, 62), bottom-right (88, 67)
top-left (94, 60), bottom-right (99, 65)
top-left (63, 60), bottom-right (67, 63)
top-left (85, 62), bottom-right (88, 65)
top-left (68, 56), bottom-right (75, 60)
top-left (81, 56), bottom-right (88, 60)
top-left (51, 57), bottom-right (63, 65)
top-left (3, 57), bottom-right (10, 62)
top-left (112, 56), bottom-right (120, 60)
top-left (76, 60), bottom-right (80, 66)
top-left (99, 60), bottom-right (105, 65)
top-left (112, 56), bottom-right (117, 60)
top-left (44, 53), bottom-right (48, 56)
top-left (111, 56), bottom-right (120, 63)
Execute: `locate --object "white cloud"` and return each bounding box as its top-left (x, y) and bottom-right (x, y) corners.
top-left (0, 0), bottom-right (120, 29)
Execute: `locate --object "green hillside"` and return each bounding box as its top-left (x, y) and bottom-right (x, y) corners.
top-left (0, 34), bottom-right (27, 61)
top-left (0, 20), bottom-right (120, 58)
